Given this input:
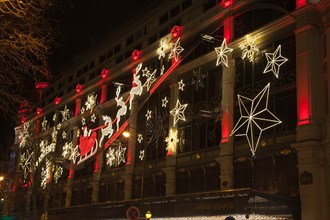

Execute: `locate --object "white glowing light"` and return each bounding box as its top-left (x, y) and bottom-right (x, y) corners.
top-left (143, 69), bottom-right (157, 91)
top-left (60, 105), bottom-right (70, 122)
top-left (146, 110), bottom-right (152, 120)
top-left (139, 150), bottom-right (145, 161)
top-left (20, 150), bottom-right (33, 179)
top-left (178, 79), bottom-right (185, 91)
top-left (62, 131), bottom-right (67, 139)
top-left (115, 96), bottom-right (127, 131)
top-left (137, 134), bottom-right (143, 143)
top-left (157, 39), bottom-right (169, 59)
top-left (165, 129), bottom-right (178, 152)
top-left (169, 37), bottom-right (184, 62)
top-left (56, 123), bottom-right (61, 130)
top-left (129, 64), bottom-right (143, 110)
top-left (80, 107), bottom-right (85, 114)
top-left (162, 97), bottom-right (169, 108)
top-left (69, 145), bottom-right (80, 164)
top-left (106, 143), bottom-right (127, 167)
top-left (170, 99), bottom-right (188, 126)
top-left (106, 148), bottom-right (116, 167)
top-left (41, 160), bottom-right (51, 189)
top-left (91, 114), bottom-right (96, 123)
top-left (215, 38), bottom-right (233, 67)
top-left (116, 143), bottom-right (127, 165)
top-left (62, 141), bottom-right (73, 158)
top-left (230, 83), bottom-right (281, 156)
top-left (263, 45), bottom-right (288, 78)
top-left (239, 35), bottom-right (259, 62)
top-left (85, 94), bottom-right (97, 112)
top-left (53, 165), bottom-right (63, 184)
top-left (160, 65), bottom-right (165, 75)
top-left (53, 113), bottom-right (56, 122)
top-left (100, 115), bottom-right (114, 147)
top-left (41, 117), bottom-right (48, 131)
top-left (51, 127), bottom-right (58, 143)
top-left (192, 67), bottom-right (206, 91)
top-left (81, 117), bottom-right (86, 126)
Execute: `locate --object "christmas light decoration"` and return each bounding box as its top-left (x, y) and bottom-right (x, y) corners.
top-left (20, 150), bottom-right (33, 179)
top-left (151, 215), bottom-right (287, 220)
top-left (215, 38), bottom-right (233, 67)
top-left (41, 160), bottom-right (50, 188)
top-left (100, 115), bottom-right (114, 147)
top-left (53, 113), bottom-right (56, 122)
top-left (56, 123), bottom-right (61, 130)
top-left (37, 141), bottom-right (55, 167)
top-left (80, 107), bottom-right (86, 114)
top-left (60, 105), bottom-right (70, 122)
top-left (81, 117), bottom-right (86, 126)
top-left (146, 110), bottom-right (152, 120)
top-left (170, 25), bottom-right (182, 38)
top-left (54, 96), bottom-right (61, 105)
top-left (51, 127), bottom-right (58, 143)
top-left (115, 96), bottom-right (127, 131)
top-left (230, 83), bottom-right (281, 156)
top-left (191, 67), bottom-right (206, 91)
top-left (36, 107), bottom-right (42, 115)
top-left (116, 143), bottom-right (127, 165)
top-left (170, 99), bottom-right (188, 126)
top-left (91, 114), bottom-right (96, 123)
top-left (263, 45), bottom-right (288, 78)
top-left (101, 68), bottom-right (109, 78)
top-left (69, 145), bottom-right (80, 164)
top-left (132, 49), bottom-right (141, 61)
top-left (53, 165), bottom-right (63, 184)
top-left (143, 69), bottom-right (157, 91)
top-left (162, 97), bottom-right (169, 107)
top-left (160, 65), bottom-right (165, 76)
top-left (169, 38), bottom-right (184, 62)
top-left (106, 148), bottom-right (116, 167)
top-left (165, 129), bottom-right (178, 153)
top-left (178, 79), bottom-right (185, 91)
top-left (129, 63), bottom-right (143, 110)
top-left (85, 94), bottom-right (97, 112)
top-left (239, 35), bottom-right (259, 62)
top-left (76, 84), bottom-right (83, 93)
top-left (157, 39), bottom-right (169, 59)
top-left (139, 150), bottom-right (145, 161)
top-left (62, 131), bottom-right (67, 139)
top-left (41, 117), bottom-right (48, 131)
top-left (62, 141), bottom-right (73, 158)
top-left (137, 134), bottom-right (143, 143)
top-left (106, 142), bottom-right (127, 167)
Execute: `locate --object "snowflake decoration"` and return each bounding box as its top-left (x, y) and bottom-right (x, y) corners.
top-left (137, 134), bottom-right (143, 143)
top-left (41, 117), bottom-right (48, 131)
top-left (239, 35), bottom-right (259, 62)
top-left (51, 128), bottom-right (58, 143)
top-left (53, 166), bottom-right (63, 184)
top-left (191, 67), bottom-right (206, 91)
top-left (91, 114), bottom-right (96, 123)
top-left (263, 45), bottom-right (288, 78)
top-left (160, 65), bottom-right (165, 76)
top-left (80, 107), bottom-right (85, 114)
top-left (62, 141), bottom-right (73, 158)
top-left (85, 94), bottom-right (98, 112)
top-left (214, 38), bottom-right (233, 67)
top-left (169, 37), bottom-right (184, 62)
top-left (165, 129), bottom-right (178, 153)
top-left (62, 131), bottom-right (67, 139)
top-left (178, 79), bottom-right (185, 91)
top-left (20, 150), bottom-right (33, 179)
top-left (143, 69), bottom-right (157, 91)
top-left (157, 39), bottom-right (169, 59)
top-left (146, 110), bottom-right (152, 120)
top-left (139, 150), bottom-right (145, 161)
top-left (106, 148), bottom-right (116, 167)
top-left (170, 99), bottom-right (188, 126)
top-left (61, 105), bottom-right (70, 122)
top-left (231, 83), bottom-right (281, 156)
top-left (81, 117), bottom-right (86, 126)
top-left (53, 113), bottom-right (57, 122)
top-left (162, 97), bottom-right (169, 107)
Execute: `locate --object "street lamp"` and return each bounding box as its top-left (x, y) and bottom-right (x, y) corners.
top-left (145, 211), bottom-right (152, 220)
top-left (0, 176), bottom-right (4, 181)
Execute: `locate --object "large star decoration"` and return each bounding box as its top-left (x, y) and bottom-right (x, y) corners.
top-left (143, 69), bottom-right (157, 91)
top-left (20, 151), bottom-right (33, 179)
top-left (169, 37), bottom-right (184, 62)
top-left (239, 35), bottom-right (259, 62)
top-left (263, 45), bottom-right (288, 78)
top-left (170, 99), bottom-right (188, 126)
top-left (69, 145), bottom-right (80, 164)
top-left (53, 166), bottom-right (63, 184)
top-left (214, 38), bottom-right (233, 67)
top-left (230, 83), bottom-right (281, 156)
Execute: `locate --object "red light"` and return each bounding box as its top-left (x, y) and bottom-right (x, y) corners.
top-left (224, 17), bottom-right (233, 43)
top-left (100, 85), bottom-right (106, 104)
top-left (221, 110), bottom-right (229, 142)
top-left (296, 0), bottom-right (306, 8)
top-left (101, 68), bottom-right (109, 78)
top-left (21, 117), bottom-right (26, 124)
top-left (54, 96), bottom-right (61, 105)
top-left (171, 25), bottom-right (182, 39)
top-left (36, 107), bottom-right (42, 115)
top-left (35, 82), bottom-right (49, 89)
top-left (132, 50), bottom-right (141, 61)
top-left (76, 84), bottom-right (83, 93)
top-left (223, 0), bottom-right (232, 7)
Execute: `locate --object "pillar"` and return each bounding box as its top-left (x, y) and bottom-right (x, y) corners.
top-left (292, 4), bottom-right (329, 220)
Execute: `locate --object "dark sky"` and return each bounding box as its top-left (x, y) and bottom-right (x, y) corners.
top-left (49, 0), bottom-right (152, 77)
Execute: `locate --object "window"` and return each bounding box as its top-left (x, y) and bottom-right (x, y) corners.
top-left (126, 36), bottom-right (134, 46)
top-left (170, 5), bottom-right (180, 18)
top-left (148, 34), bottom-right (158, 45)
top-left (159, 13), bottom-right (168, 25)
top-left (203, 0), bottom-right (217, 12)
top-left (114, 44), bottom-right (121, 54)
top-left (182, 0), bottom-right (192, 10)
top-left (89, 61), bottom-right (95, 69)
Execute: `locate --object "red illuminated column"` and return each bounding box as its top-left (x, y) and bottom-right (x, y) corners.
top-left (218, 57), bottom-right (235, 190)
top-left (35, 118), bottom-right (41, 134)
top-left (100, 85), bottom-right (107, 104)
top-left (223, 16), bottom-right (234, 43)
top-left (75, 98), bottom-right (81, 117)
top-left (296, 0), bottom-right (306, 9)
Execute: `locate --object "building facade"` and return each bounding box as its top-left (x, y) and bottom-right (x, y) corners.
top-left (7, 0), bottom-right (330, 219)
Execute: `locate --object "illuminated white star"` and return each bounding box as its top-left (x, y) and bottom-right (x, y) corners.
top-left (81, 117), bottom-right (86, 126)
top-left (170, 99), bottom-right (188, 126)
top-left (53, 113), bottom-right (56, 122)
top-left (263, 45), bottom-right (288, 78)
top-left (80, 107), bottom-right (85, 114)
top-left (137, 134), bottom-right (143, 143)
top-left (116, 143), bottom-right (127, 166)
top-left (239, 35), bottom-right (259, 62)
top-left (142, 67), bottom-right (150, 77)
top-left (143, 69), bottom-right (156, 91)
top-left (157, 39), bottom-right (169, 59)
top-left (57, 123), bottom-right (61, 130)
top-left (215, 38), bottom-right (233, 67)
top-left (91, 114), bottom-right (96, 122)
top-left (146, 110), bottom-right (152, 120)
top-left (61, 105), bottom-right (70, 122)
top-left (230, 83), bottom-right (281, 156)
top-left (139, 150), bottom-right (145, 161)
top-left (41, 117), bottom-right (48, 131)
top-left (178, 79), bottom-right (185, 91)
top-left (20, 151), bottom-right (33, 179)
top-left (62, 131), bottom-right (67, 139)
top-left (165, 129), bottom-right (178, 153)
top-left (162, 97), bottom-right (169, 107)
top-left (69, 145), bottom-right (80, 164)
top-left (169, 37), bottom-right (184, 62)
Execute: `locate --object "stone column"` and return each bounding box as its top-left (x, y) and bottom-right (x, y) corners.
top-left (218, 58), bottom-right (235, 190)
top-left (292, 4), bottom-right (329, 220)
top-left (124, 100), bottom-right (138, 200)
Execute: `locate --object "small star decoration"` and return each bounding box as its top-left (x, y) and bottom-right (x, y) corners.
top-left (263, 45), bottom-right (288, 78)
top-left (178, 80), bottom-right (185, 91)
top-left (146, 110), bottom-right (152, 120)
top-left (162, 97), bottom-right (169, 107)
top-left (137, 134), bottom-right (143, 143)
